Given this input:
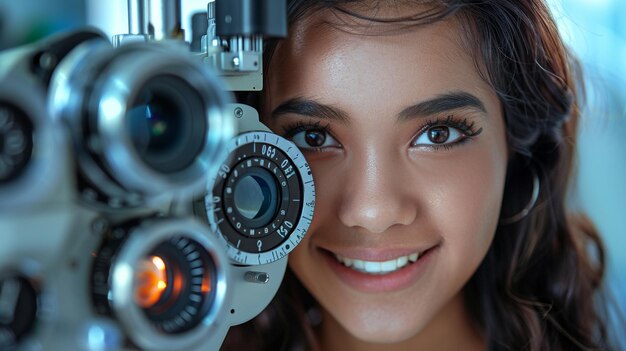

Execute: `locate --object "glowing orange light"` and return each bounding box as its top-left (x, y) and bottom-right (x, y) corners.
top-left (135, 255), bottom-right (168, 308)
top-left (202, 275), bottom-right (212, 294)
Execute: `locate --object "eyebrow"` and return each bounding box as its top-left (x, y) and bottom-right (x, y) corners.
top-left (270, 91), bottom-right (487, 123)
top-left (271, 97), bottom-right (350, 124)
top-left (397, 91), bottom-right (487, 122)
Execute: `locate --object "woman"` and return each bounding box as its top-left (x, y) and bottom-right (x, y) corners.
top-left (224, 0), bottom-right (614, 350)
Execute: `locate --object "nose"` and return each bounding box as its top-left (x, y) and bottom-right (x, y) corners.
top-left (338, 144), bottom-right (418, 233)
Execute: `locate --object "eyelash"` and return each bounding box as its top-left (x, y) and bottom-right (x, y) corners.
top-left (413, 115), bottom-right (483, 151)
top-left (280, 115), bottom-right (483, 152)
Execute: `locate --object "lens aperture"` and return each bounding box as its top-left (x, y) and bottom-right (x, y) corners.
top-left (233, 169), bottom-right (279, 226)
top-left (126, 76), bottom-right (206, 174)
top-left (132, 237), bottom-right (214, 334)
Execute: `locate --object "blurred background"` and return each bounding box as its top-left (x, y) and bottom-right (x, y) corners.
top-left (547, 1), bottom-right (626, 346)
top-left (0, 0), bottom-right (624, 345)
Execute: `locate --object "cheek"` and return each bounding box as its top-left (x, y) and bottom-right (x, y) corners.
top-left (288, 234), bottom-right (311, 280)
top-left (420, 147), bottom-right (507, 276)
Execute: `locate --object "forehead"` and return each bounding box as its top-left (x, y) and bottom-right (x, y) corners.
top-left (266, 8), bottom-right (492, 114)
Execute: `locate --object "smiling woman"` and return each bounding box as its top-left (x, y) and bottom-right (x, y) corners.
top-left (222, 1), bottom-right (616, 350)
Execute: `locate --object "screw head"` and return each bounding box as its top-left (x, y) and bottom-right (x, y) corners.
top-left (234, 107), bottom-right (244, 118)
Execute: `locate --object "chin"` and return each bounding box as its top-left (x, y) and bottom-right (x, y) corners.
top-left (334, 307), bottom-right (429, 344)
top-left (346, 321), bottom-right (420, 344)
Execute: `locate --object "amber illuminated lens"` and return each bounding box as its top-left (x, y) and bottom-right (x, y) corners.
top-left (130, 237), bottom-right (216, 334)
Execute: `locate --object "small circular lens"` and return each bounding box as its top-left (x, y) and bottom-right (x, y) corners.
top-left (0, 276), bottom-right (38, 349)
top-left (133, 237), bottom-right (215, 334)
top-left (0, 102), bottom-right (34, 184)
top-left (233, 170), bottom-right (279, 225)
top-left (126, 76), bottom-right (206, 174)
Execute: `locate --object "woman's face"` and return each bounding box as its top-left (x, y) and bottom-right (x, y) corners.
top-left (262, 9), bottom-right (508, 344)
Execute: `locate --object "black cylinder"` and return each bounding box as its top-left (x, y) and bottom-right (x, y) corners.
top-left (190, 12), bottom-right (208, 52)
top-left (215, 0), bottom-right (287, 38)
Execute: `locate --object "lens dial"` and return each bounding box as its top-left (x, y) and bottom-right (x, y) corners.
top-left (0, 102), bottom-right (34, 184)
top-left (206, 131), bottom-right (315, 265)
top-left (0, 276), bottom-right (38, 350)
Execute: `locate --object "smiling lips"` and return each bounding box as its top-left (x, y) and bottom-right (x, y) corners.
top-left (324, 245), bottom-right (439, 293)
top-left (334, 252), bottom-right (420, 274)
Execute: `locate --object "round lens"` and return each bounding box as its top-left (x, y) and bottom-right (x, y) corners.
top-left (234, 174), bottom-right (278, 221)
top-left (133, 237), bottom-right (215, 334)
top-left (233, 168), bottom-right (279, 228)
top-left (0, 276), bottom-right (38, 349)
top-left (0, 102), bottom-right (34, 184)
top-left (126, 76), bottom-right (206, 174)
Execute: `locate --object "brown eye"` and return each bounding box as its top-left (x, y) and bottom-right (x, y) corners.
top-left (428, 126), bottom-right (450, 144)
top-left (305, 130), bottom-right (326, 147)
top-left (412, 118), bottom-right (478, 148)
top-left (289, 127), bottom-right (340, 151)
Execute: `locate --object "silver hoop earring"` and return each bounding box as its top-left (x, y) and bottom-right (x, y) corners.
top-left (499, 166), bottom-right (540, 225)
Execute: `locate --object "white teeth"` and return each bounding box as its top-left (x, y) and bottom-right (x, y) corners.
top-left (334, 252), bottom-right (421, 275)
top-left (380, 260), bottom-right (398, 272)
top-left (364, 261), bottom-right (382, 273)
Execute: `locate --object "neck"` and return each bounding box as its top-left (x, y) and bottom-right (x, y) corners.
top-left (314, 292), bottom-right (485, 351)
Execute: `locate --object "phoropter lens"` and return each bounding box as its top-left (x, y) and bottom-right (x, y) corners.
top-left (207, 133), bottom-right (316, 260)
top-left (91, 219), bottom-right (230, 350)
top-left (133, 238), bottom-right (214, 334)
top-left (49, 40), bottom-right (233, 206)
top-left (0, 102), bottom-right (34, 184)
top-left (126, 75), bottom-right (207, 174)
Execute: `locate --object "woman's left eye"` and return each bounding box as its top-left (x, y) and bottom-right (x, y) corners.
top-left (290, 129), bottom-right (340, 150)
top-left (412, 125), bottom-right (465, 147)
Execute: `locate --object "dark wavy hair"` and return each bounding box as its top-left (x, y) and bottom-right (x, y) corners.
top-left (223, 1), bottom-right (616, 350)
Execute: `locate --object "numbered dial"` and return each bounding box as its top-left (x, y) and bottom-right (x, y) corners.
top-left (0, 102), bottom-right (34, 183)
top-left (0, 276), bottom-right (38, 349)
top-left (206, 131), bottom-right (315, 265)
